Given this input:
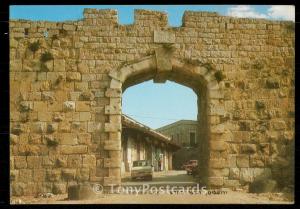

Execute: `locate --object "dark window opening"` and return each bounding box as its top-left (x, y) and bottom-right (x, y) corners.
top-left (190, 132), bottom-right (196, 147)
top-left (24, 28), bottom-right (29, 36)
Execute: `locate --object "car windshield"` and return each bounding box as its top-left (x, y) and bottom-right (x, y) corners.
top-left (133, 160), bottom-right (149, 167)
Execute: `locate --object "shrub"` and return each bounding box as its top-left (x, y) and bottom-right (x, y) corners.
top-left (28, 41), bottom-right (40, 53)
top-left (214, 70), bottom-right (225, 82)
top-left (40, 51), bottom-right (54, 63)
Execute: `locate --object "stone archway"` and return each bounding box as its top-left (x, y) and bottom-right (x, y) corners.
top-left (103, 44), bottom-right (226, 187)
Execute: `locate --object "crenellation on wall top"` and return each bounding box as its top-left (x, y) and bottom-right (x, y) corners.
top-left (9, 8), bottom-right (294, 34)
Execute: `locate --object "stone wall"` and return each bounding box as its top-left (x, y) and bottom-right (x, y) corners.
top-left (10, 8), bottom-right (294, 196)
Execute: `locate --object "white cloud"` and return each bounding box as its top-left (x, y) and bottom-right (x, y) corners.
top-left (227, 5), bottom-right (295, 22)
top-left (227, 5), bottom-right (268, 19)
top-left (267, 5), bottom-right (295, 21)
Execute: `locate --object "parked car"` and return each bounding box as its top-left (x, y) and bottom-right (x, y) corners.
top-left (131, 160), bottom-right (153, 180)
top-left (182, 160), bottom-right (198, 175)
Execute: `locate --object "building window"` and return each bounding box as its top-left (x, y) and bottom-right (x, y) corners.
top-left (190, 132), bottom-right (196, 147)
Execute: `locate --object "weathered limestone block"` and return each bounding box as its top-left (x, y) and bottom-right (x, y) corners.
top-left (41, 91), bottom-right (55, 102)
top-left (110, 78), bottom-right (122, 89)
top-left (80, 91), bottom-right (94, 101)
top-left (60, 133), bottom-right (78, 145)
top-left (67, 72), bottom-right (81, 81)
top-left (46, 169), bottom-right (61, 182)
top-left (54, 59), bottom-right (66, 72)
top-left (250, 154), bottom-right (265, 167)
top-left (105, 88), bottom-right (121, 98)
top-left (53, 183), bottom-right (67, 194)
top-left (210, 124), bottom-right (225, 134)
top-left (229, 168), bottom-right (240, 180)
top-left (104, 123), bottom-right (121, 132)
top-left (62, 169), bottom-right (76, 180)
top-left (210, 140), bottom-right (227, 151)
top-left (33, 169), bottom-right (46, 182)
top-left (76, 101), bottom-right (90, 111)
top-left (236, 155), bottom-right (250, 168)
top-left (240, 168), bottom-right (254, 184)
top-left (240, 144), bottom-right (257, 154)
top-left (154, 30), bottom-right (175, 43)
top-left (210, 158), bottom-right (226, 169)
top-left (105, 105), bottom-right (121, 115)
top-left (104, 140), bottom-right (121, 151)
top-left (47, 123), bottom-right (58, 133)
top-left (87, 122), bottom-right (102, 133)
top-left (10, 134), bottom-right (19, 145)
top-left (31, 122), bottom-right (46, 133)
top-left (53, 112), bottom-right (65, 122)
top-left (67, 155), bottom-right (82, 168)
top-left (208, 177), bottom-right (224, 187)
top-left (76, 168), bottom-right (90, 181)
top-left (63, 101), bottom-right (75, 112)
top-left (79, 112), bottom-right (91, 121)
top-left (209, 168), bottom-right (229, 177)
top-left (104, 158), bottom-right (121, 168)
top-left (14, 156), bottom-right (27, 169)
top-left (61, 145), bottom-right (88, 154)
top-left (266, 78), bottom-right (280, 89)
top-left (19, 101), bottom-right (33, 112)
top-left (27, 156), bottom-right (42, 168)
top-left (82, 155), bottom-right (96, 168)
top-left (272, 120), bottom-right (287, 130)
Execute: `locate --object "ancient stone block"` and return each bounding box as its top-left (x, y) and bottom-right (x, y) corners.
top-left (62, 169), bottom-right (76, 180)
top-left (87, 122), bottom-right (102, 133)
top-left (240, 144), bottom-right (256, 154)
top-left (79, 112), bottom-right (91, 121)
top-left (54, 59), bottom-right (65, 72)
top-left (61, 145), bottom-right (87, 154)
top-left (76, 101), bottom-right (90, 111)
top-left (27, 156), bottom-right (42, 168)
top-left (19, 169), bottom-right (33, 182)
top-left (208, 177), bottom-right (224, 187)
top-left (33, 169), bottom-right (46, 182)
top-left (229, 168), bottom-right (240, 180)
top-left (76, 168), bottom-right (90, 181)
top-left (236, 155), bottom-right (249, 168)
top-left (210, 158), bottom-right (226, 169)
top-left (63, 101), bottom-right (75, 112)
top-left (209, 168), bottom-right (229, 177)
top-left (154, 31), bottom-right (175, 43)
top-left (104, 140), bottom-right (121, 151)
top-left (46, 169), bottom-right (61, 182)
top-left (240, 168), bottom-right (254, 183)
top-left (210, 140), bottom-right (227, 151)
top-left (105, 88), bottom-right (121, 98)
top-left (60, 133), bottom-right (78, 145)
top-left (14, 156), bottom-right (27, 169)
top-left (19, 101), bottom-right (33, 112)
top-left (66, 72), bottom-right (81, 81)
top-left (47, 123), bottom-right (58, 133)
top-left (272, 120), bottom-right (287, 130)
top-left (53, 183), bottom-right (67, 194)
top-left (266, 78), bottom-right (279, 89)
top-left (67, 155), bottom-right (82, 168)
top-left (104, 123), bottom-right (121, 132)
top-left (82, 155), bottom-right (96, 168)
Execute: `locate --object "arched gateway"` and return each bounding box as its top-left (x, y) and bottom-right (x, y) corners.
top-left (102, 44), bottom-right (226, 188)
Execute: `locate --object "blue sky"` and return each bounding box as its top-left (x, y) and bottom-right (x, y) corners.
top-left (10, 5), bottom-right (295, 128)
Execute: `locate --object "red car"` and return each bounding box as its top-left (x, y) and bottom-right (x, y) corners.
top-left (182, 160), bottom-right (198, 175)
